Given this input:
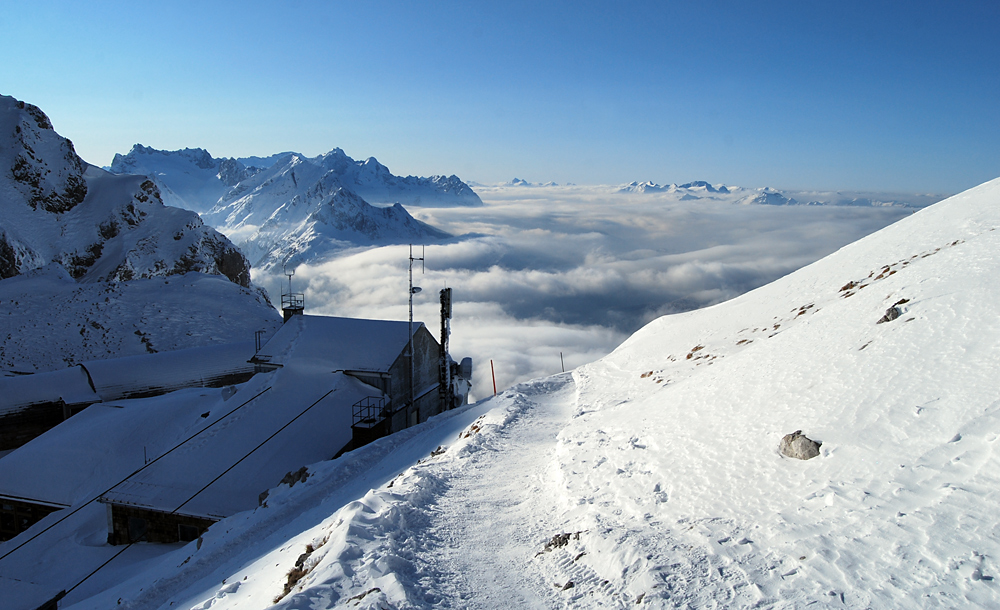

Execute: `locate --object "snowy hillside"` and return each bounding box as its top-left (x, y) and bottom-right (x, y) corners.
top-left (0, 95), bottom-right (280, 371)
top-left (5, 177), bottom-right (995, 608)
top-left (0, 267), bottom-right (280, 372)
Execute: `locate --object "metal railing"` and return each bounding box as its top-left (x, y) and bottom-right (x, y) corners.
top-left (351, 396), bottom-right (386, 428)
top-left (281, 292), bottom-right (304, 311)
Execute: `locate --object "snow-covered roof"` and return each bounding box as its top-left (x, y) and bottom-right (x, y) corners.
top-left (81, 341), bottom-right (256, 401)
top-left (0, 388), bottom-right (224, 506)
top-left (97, 369), bottom-right (377, 519)
top-left (0, 342), bottom-right (256, 417)
top-left (0, 366), bottom-right (98, 416)
top-left (253, 314), bottom-right (423, 373)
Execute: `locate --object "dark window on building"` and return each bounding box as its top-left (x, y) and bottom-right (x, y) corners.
top-left (128, 516), bottom-right (148, 542)
top-left (1, 506), bottom-right (15, 538)
top-left (178, 524), bottom-right (201, 542)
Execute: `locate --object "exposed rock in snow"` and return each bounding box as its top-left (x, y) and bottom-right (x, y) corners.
top-left (2, 98), bottom-right (253, 287)
top-left (779, 430), bottom-right (822, 460)
top-left (0, 95), bottom-right (280, 371)
top-left (109, 145), bottom-right (261, 214)
top-left (109, 145), bottom-right (468, 268)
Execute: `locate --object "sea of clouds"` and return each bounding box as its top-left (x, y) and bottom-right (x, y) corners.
top-left (252, 185), bottom-right (919, 400)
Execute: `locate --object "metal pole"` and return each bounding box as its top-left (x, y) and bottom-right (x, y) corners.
top-left (560, 352), bottom-right (565, 373)
top-left (491, 359), bottom-right (497, 396)
top-left (409, 245), bottom-right (414, 416)
top-left (407, 245), bottom-right (424, 423)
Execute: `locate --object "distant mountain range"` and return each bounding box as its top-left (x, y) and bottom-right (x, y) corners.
top-left (0, 95), bottom-right (281, 371)
top-left (109, 145), bottom-right (478, 269)
top-left (617, 180), bottom-right (920, 207)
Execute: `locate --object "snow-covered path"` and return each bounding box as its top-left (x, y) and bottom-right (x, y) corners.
top-left (408, 375), bottom-right (576, 608)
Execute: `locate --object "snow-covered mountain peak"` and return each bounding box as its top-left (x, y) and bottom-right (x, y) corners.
top-left (0, 96), bottom-right (280, 372)
top-left (1, 95), bottom-right (88, 215)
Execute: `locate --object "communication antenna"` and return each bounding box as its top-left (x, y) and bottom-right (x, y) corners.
top-left (408, 244), bottom-right (425, 416)
top-left (280, 265), bottom-right (304, 321)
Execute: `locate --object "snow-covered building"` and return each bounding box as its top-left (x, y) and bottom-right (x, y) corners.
top-left (0, 307), bottom-right (471, 546)
top-left (0, 342), bottom-right (257, 452)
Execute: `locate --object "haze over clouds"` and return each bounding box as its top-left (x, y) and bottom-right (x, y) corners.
top-left (253, 186), bottom-right (913, 399)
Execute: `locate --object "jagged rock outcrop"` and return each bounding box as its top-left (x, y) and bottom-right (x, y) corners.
top-left (1, 95), bottom-right (253, 287)
top-left (0, 95), bottom-right (280, 372)
top-left (6, 98), bottom-right (88, 214)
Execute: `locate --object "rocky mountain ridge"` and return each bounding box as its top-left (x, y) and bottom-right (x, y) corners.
top-left (0, 95), bottom-right (280, 371)
top-left (109, 145), bottom-right (469, 269)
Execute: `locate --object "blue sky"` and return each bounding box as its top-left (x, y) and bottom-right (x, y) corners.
top-left (3, 0), bottom-right (997, 192)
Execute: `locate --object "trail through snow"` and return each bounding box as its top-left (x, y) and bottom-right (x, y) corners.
top-left (409, 375), bottom-right (576, 608)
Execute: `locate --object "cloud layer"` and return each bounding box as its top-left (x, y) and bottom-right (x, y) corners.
top-left (252, 185), bottom-right (914, 400)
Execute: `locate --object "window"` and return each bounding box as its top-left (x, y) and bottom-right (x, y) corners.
top-left (128, 516), bottom-right (148, 542)
top-left (178, 524), bottom-right (201, 542)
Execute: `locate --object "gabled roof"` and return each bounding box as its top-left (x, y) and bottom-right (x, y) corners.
top-left (97, 369), bottom-right (378, 519)
top-left (253, 315), bottom-right (423, 373)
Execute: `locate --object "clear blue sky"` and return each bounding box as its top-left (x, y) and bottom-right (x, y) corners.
top-left (3, 0), bottom-right (997, 192)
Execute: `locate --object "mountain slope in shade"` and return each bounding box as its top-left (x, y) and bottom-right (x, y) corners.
top-left (9, 177), bottom-right (998, 608)
top-left (0, 95), bottom-right (280, 372)
top-left (0, 266), bottom-right (281, 372)
top-left (109, 145), bottom-right (262, 215)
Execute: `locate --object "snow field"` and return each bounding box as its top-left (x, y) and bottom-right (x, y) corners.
top-left (24, 178), bottom-right (1000, 609)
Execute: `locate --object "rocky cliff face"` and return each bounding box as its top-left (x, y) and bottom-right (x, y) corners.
top-left (1, 95), bottom-right (253, 288)
top-left (6, 99), bottom-right (88, 214)
top-left (0, 95), bottom-right (280, 372)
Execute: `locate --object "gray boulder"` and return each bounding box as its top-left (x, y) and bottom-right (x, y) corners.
top-left (780, 430), bottom-right (822, 460)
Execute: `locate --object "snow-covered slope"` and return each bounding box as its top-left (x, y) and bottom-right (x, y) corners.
top-left (9, 177), bottom-right (994, 609)
top-left (0, 95), bottom-right (280, 371)
top-left (0, 267), bottom-right (280, 371)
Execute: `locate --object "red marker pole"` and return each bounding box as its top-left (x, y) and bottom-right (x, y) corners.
top-left (490, 359), bottom-right (497, 396)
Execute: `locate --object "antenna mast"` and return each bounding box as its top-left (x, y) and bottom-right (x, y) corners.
top-left (408, 244), bottom-right (424, 418)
